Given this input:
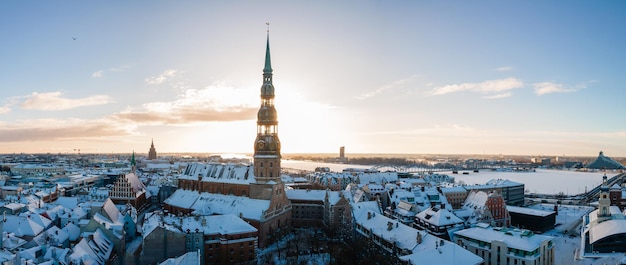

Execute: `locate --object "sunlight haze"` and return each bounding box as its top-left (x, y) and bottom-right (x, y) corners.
top-left (1, 1), bottom-right (625, 156)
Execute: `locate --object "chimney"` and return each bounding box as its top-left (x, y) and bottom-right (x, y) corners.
top-left (367, 212), bottom-right (372, 220)
top-left (387, 222), bottom-right (393, 231)
top-left (416, 232), bottom-right (422, 244)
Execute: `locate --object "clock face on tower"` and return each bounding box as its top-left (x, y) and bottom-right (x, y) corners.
top-left (257, 140), bottom-right (266, 149)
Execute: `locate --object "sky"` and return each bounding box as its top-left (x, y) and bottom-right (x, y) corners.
top-left (1, 1), bottom-right (625, 157)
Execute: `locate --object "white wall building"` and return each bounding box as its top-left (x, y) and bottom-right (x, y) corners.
top-left (454, 223), bottom-right (554, 265)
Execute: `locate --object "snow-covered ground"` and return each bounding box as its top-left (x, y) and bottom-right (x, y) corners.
top-left (530, 204), bottom-right (625, 265)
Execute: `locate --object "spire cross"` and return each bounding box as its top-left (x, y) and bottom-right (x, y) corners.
top-left (266, 22), bottom-right (270, 33)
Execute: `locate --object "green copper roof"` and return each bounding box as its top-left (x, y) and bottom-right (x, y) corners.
top-left (263, 33), bottom-right (272, 73)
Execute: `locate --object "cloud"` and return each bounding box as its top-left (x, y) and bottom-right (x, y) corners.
top-left (483, 92), bottom-right (512, 99)
top-left (20, 92), bottom-right (113, 111)
top-left (358, 75), bottom-right (418, 100)
top-left (110, 65), bottom-right (130, 72)
top-left (0, 118), bottom-right (134, 142)
top-left (91, 65), bottom-right (129, 78)
top-left (496, 66), bottom-right (514, 72)
top-left (145, 69), bottom-right (178, 85)
top-left (431, 77), bottom-right (524, 97)
top-left (112, 84), bottom-right (257, 125)
top-left (0, 106), bottom-right (10, 114)
top-left (533, 82), bottom-right (578, 96)
top-left (92, 70), bottom-right (103, 78)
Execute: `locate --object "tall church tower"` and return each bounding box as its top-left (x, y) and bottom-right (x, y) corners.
top-left (253, 30), bottom-right (281, 184)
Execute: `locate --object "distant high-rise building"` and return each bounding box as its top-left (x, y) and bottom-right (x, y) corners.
top-left (339, 146), bottom-right (345, 160)
top-left (148, 139), bottom-right (157, 160)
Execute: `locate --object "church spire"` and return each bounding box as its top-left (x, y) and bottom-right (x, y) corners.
top-left (263, 22), bottom-right (272, 74)
top-left (131, 151), bottom-right (136, 173)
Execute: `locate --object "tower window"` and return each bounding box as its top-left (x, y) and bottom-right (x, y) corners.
top-left (260, 162), bottom-right (264, 168)
top-left (270, 162), bottom-right (273, 168)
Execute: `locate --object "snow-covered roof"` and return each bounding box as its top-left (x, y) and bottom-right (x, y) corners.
top-left (441, 186), bottom-right (467, 193)
top-left (184, 214), bottom-right (257, 235)
top-left (466, 179), bottom-right (524, 190)
top-left (356, 171), bottom-right (399, 185)
top-left (507, 206), bottom-right (555, 217)
top-left (33, 225), bottom-right (70, 247)
top-left (101, 198), bottom-right (121, 223)
top-left (326, 191), bottom-right (345, 205)
top-left (69, 228), bottom-right (114, 265)
top-left (286, 189), bottom-right (326, 201)
top-left (416, 206), bottom-right (463, 227)
top-left (164, 189), bottom-right (199, 209)
top-left (354, 203), bottom-right (422, 252)
top-left (63, 222), bottom-right (81, 241)
top-left (179, 163), bottom-right (255, 184)
top-left (588, 219), bottom-right (626, 244)
top-left (159, 250), bottom-right (201, 265)
top-left (462, 191), bottom-right (489, 210)
top-left (44, 247), bottom-right (71, 264)
top-left (53, 196), bottom-right (79, 209)
top-left (4, 214), bottom-right (49, 237)
top-left (2, 202), bottom-right (25, 211)
top-left (164, 189), bottom-right (270, 221)
top-left (454, 226), bottom-right (553, 252)
top-left (399, 242), bottom-right (483, 265)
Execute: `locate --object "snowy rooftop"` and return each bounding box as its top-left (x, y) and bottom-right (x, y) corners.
top-left (399, 242), bottom-right (483, 265)
top-left (356, 171), bottom-right (399, 184)
top-left (588, 219), bottom-right (626, 244)
top-left (454, 226), bottom-right (553, 252)
top-left (462, 191), bottom-right (489, 210)
top-left (164, 189), bottom-right (270, 220)
top-left (143, 212), bottom-right (257, 237)
top-left (467, 178), bottom-right (523, 189)
top-left (182, 214), bottom-right (257, 235)
top-left (416, 206), bottom-right (464, 227)
top-left (354, 203), bottom-right (424, 252)
top-left (159, 250), bottom-right (201, 265)
top-left (441, 186), bottom-right (467, 193)
top-left (507, 206), bottom-right (555, 217)
top-left (179, 163), bottom-right (255, 184)
top-left (4, 214), bottom-right (50, 237)
top-left (286, 189), bottom-right (327, 201)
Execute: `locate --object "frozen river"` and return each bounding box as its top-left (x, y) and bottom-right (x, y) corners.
top-left (281, 160), bottom-right (617, 196)
top-left (448, 169), bottom-right (611, 196)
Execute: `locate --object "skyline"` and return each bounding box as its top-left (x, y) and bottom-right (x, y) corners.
top-left (1, 1), bottom-right (625, 156)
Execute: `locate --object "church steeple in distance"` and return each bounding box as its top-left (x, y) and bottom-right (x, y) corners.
top-left (254, 23), bottom-right (281, 184)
